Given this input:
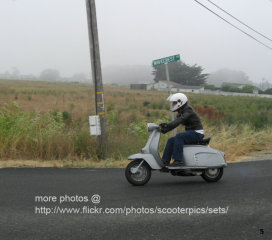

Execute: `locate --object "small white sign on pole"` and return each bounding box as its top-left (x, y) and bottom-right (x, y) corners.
top-left (89, 115), bottom-right (101, 136)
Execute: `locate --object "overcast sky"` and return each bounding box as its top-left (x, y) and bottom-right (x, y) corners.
top-left (0, 0), bottom-right (271, 83)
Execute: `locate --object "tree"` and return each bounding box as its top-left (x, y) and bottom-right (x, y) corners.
top-left (40, 69), bottom-right (60, 81)
top-left (204, 84), bottom-right (217, 90)
top-left (221, 84), bottom-right (255, 93)
top-left (11, 67), bottom-right (20, 79)
top-left (71, 73), bottom-right (88, 82)
top-left (152, 61), bottom-right (208, 86)
top-left (241, 85), bottom-right (254, 93)
top-left (206, 69), bottom-right (251, 87)
top-left (263, 88), bottom-right (272, 95)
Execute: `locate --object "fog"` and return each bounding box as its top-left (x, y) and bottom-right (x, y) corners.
top-left (0, 0), bottom-right (271, 84)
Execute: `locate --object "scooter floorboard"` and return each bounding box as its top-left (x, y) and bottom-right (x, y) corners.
top-left (166, 166), bottom-right (193, 170)
top-left (165, 166), bottom-right (212, 170)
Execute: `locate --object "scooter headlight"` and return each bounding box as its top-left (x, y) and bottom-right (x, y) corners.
top-left (147, 123), bottom-right (152, 132)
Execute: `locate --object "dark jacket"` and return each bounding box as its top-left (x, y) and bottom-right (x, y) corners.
top-left (161, 103), bottom-right (203, 133)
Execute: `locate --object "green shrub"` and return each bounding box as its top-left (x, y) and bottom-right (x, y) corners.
top-left (143, 101), bottom-right (150, 107)
top-left (62, 111), bottom-right (71, 122)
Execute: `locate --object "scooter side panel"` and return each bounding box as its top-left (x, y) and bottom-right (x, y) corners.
top-left (128, 153), bottom-right (162, 170)
top-left (195, 152), bottom-right (226, 167)
top-left (183, 145), bottom-right (226, 167)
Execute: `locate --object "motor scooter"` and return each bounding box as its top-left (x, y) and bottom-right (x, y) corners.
top-left (125, 123), bottom-right (227, 186)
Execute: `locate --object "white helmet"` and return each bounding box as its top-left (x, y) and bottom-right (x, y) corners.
top-left (167, 93), bottom-right (188, 112)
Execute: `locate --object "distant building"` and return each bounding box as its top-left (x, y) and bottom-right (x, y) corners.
top-left (147, 80), bottom-right (204, 93)
top-left (178, 85), bottom-right (204, 93)
top-left (222, 82), bottom-right (246, 89)
top-left (130, 84), bottom-right (147, 90)
top-left (20, 75), bottom-right (37, 80)
top-left (253, 87), bottom-right (259, 94)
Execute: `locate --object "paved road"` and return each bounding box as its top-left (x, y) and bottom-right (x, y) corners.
top-left (0, 160), bottom-right (271, 240)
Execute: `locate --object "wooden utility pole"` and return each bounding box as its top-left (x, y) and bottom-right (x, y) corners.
top-left (85, 0), bottom-right (107, 159)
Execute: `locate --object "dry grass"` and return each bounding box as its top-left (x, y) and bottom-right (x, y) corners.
top-left (1, 79), bottom-right (272, 167)
top-left (204, 123), bottom-right (272, 162)
top-left (0, 158), bottom-right (130, 168)
top-left (0, 80), bottom-right (95, 119)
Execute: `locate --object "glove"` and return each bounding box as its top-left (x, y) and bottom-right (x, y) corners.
top-left (159, 123), bottom-right (168, 128)
top-left (159, 123), bottom-right (168, 134)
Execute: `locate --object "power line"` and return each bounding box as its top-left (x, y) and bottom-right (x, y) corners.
top-left (205, 0), bottom-right (272, 42)
top-left (193, 0), bottom-right (272, 50)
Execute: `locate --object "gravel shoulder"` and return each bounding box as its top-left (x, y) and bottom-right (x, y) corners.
top-left (0, 150), bottom-right (272, 168)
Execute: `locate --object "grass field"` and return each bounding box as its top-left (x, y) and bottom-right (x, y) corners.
top-left (0, 79), bottom-right (272, 167)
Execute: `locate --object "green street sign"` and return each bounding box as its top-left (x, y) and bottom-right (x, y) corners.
top-left (152, 54), bottom-right (180, 67)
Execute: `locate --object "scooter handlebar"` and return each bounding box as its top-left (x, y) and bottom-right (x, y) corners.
top-left (147, 123), bottom-right (160, 132)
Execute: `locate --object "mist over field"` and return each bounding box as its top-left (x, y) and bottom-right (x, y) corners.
top-left (0, 0), bottom-right (271, 86)
top-left (1, 0), bottom-right (272, 165)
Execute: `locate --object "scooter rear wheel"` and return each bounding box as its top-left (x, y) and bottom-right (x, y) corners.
top-left (201, 168), bottom-right (224, 182)
top-left (125, 159), bottom-right (151, 186)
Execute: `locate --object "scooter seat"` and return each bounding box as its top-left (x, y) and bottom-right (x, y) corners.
top-left (186, 137), bottom-right (211, 145)
top-left (198, 137), bottom-right (211, 145)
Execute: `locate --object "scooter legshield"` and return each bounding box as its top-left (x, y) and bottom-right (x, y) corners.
top-left (128, 153), bottom-right (162, 170)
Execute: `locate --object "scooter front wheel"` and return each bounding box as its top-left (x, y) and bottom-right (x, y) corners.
top-left (201, 167), bottom-right (224, 182)
top-left (125, 159), bottom-right (151, 186)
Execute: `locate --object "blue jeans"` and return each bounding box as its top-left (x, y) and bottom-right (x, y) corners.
top-left (162, 130), bottom-right (204, 163)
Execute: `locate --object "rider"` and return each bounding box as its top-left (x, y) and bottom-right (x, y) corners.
top-left (160, 93), bottom-right (204, 167)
